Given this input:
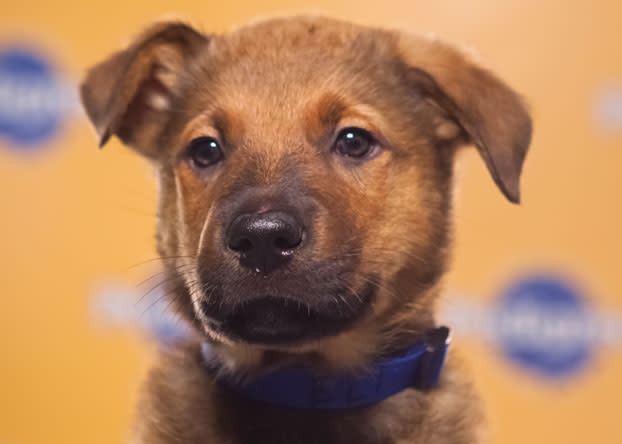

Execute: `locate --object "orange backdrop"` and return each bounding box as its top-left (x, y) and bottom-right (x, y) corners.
top-left (1, 1), bottom-right (621, 443)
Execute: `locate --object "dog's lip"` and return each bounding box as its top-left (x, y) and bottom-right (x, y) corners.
top-left (200, 283), bottom-right (377, 345)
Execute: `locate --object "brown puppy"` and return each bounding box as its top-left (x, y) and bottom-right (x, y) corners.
top-left (81, 15), bottom-right (531, 444)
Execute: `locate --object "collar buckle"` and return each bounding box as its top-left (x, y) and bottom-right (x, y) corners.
top-left (413, 326), bottom-right (451, 390)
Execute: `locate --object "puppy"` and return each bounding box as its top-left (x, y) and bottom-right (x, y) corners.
top-left (80, 15), bottom-right (531, 444)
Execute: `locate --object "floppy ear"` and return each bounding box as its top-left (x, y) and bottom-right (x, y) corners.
top-left (80, 22), bottom-right (208, 158)
top-left (397, 34), bottom-right (532, 203)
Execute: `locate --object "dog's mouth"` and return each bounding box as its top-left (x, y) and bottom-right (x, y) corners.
top-left (199, 283), bottom-right (377, 345)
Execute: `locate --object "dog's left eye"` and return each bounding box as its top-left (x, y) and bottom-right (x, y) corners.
top-left (333, 127), bottom-right (378, 159)
top-left (187, 137), bottom-right (224, 168)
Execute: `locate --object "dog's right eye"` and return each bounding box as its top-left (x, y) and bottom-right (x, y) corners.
top-left (333, 127), bottom-right (380, 160)
top-left (187, 137), bottom-right (224, 168)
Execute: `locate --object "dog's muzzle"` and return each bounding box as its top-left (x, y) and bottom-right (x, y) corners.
top-left (198, 281), bottom-right (376, 344)
top-left (195, 190), bottom-right (373, 345)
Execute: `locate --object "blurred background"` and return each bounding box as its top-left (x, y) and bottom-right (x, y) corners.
top-left (1, 1), bottom-right (621, 443)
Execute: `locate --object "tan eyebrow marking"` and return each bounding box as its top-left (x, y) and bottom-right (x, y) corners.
top-left (315, 93), bottom-right (347, 129)
top-left (177, 106), bottom-right (246, 153)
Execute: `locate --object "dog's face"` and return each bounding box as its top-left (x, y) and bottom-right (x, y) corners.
top-left (81, 17), bottom-right (530, 366)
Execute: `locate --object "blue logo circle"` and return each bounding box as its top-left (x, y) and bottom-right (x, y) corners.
top-left (0, 47), bottom-right (69, 148)
top-left (495, 275), bottom-right (595, 378)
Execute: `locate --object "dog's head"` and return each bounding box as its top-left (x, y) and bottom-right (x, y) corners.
top-left (81, 16), bottom-right (531, 369)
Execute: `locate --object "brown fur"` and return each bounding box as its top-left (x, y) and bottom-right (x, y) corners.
top-left (80, 15), bottom-right (531, 444)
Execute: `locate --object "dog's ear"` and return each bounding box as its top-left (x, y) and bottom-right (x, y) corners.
top-left (397, 34), bottom-right (532, 203)
top-left (80, 22), bottom-right (208, 158)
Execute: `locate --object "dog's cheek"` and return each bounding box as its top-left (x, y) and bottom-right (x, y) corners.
top-left (150, 166), bottom-right (208, 328)
top-left (304, 166), bottom-right (364, 259)
top-left (170, 166), bottom-right (221, 259)
top-left (312, 153), bottom-right (405, 307)
top-left (362, 150), bottom-right (451, 313)
top-left (347, 153), bottom-right (411, 268)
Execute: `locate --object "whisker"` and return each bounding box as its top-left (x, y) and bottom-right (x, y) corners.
top-left (125, 255), bottom-right (196, 271)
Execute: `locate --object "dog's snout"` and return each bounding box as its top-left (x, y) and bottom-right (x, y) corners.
top-left (227, 211), bottom-right (304, 274)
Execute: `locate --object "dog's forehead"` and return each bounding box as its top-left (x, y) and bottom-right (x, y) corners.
top-left (180, 17), bottom-right (405, 143)
top-left (212, 18), bottom-right (388, 88)
top-left (213, 16), bottom-right (383, 64)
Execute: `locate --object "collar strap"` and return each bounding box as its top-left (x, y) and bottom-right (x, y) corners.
top-left (203, 326), bottom-right (450, 409)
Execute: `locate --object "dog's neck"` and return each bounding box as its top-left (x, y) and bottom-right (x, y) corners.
top-left (202, 326), bottom-right (449, 410)
top-left (203, 291), bottom-right (438, 376)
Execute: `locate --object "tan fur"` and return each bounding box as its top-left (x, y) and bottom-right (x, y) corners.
top-left (80, 15), bottom-right (531, 444)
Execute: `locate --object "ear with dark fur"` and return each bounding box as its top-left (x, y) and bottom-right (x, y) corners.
top-left (397, 34), bottom-right (532, 203)
top-left (80, 22), bottom-right (208, 157)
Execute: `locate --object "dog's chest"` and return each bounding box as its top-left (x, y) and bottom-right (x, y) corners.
top-left (214, 398), bottom-right (405, 444)
top-left (132, 347), bottom-right (481, 444)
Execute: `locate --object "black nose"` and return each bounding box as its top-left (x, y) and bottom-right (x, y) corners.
top-left (227, 211), bottom-right (304, 274)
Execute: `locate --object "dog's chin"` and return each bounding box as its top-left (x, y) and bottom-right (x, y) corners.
top-left (199, 284), bottom-right (376, 345)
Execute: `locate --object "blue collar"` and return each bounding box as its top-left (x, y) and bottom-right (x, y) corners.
top-left (203, 326), bottom-right (450, 409)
